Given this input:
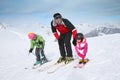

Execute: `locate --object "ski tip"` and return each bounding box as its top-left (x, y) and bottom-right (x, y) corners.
top-left (74, 66), bottom-right (77, 68)
top-left (38, 69), bottom-right (44, 72)
top-left (24, 68), bottom-right (28, 69)
top-left (47, 71), bottom-right (54, 74)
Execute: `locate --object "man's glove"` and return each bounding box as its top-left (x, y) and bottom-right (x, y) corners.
top-left (54, 32), bottom-right (60, 40)
top-left (72, 38), bottom-right (77, 46)
top-left (29, 48), bottom-right (33, 53)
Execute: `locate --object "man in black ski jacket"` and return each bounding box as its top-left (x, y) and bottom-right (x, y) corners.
top-left (51, 13), bottom-right (77, 64)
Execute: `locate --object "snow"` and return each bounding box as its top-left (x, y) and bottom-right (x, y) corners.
top-left (0, 25), bottom-right (120, 80)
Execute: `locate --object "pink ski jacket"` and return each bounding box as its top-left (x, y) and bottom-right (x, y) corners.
top-left (75, 38), bottom-right (88, 59)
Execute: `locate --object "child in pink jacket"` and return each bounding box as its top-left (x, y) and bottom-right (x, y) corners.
top-left (73, 33), bottom-right (89, 64)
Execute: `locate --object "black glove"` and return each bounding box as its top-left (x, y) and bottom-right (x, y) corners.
top-left (39, 41), bottom-right (43, 44)
top-left (29, 48), bottom-right (33, 53)
top-left (72, 38), bottom-right (77, 46)
top-left (39, 41), bottom-right (44, 49)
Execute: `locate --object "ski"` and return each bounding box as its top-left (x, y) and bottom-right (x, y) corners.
top-left (47, 62), bottom-right (65, 74)
top-left (47, 59), bottom-right (76, 74)
top-left (24, 60), bottom-right (51, 70)
top-left (38, 57), bottom-right (77, 73)
top-left (33, 60), bottom-right (52, 69)
top-left (38, 62), bottom-right (60, 72)
top-left (74, 59), bottom-right (89, 68)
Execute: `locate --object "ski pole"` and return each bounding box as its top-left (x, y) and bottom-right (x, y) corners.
top-left (28, 52), bottom-right (35, 56)
top-left (32, 52), bottom-right (36, 56)
top-left (28, 52), bottom-right (30, 56)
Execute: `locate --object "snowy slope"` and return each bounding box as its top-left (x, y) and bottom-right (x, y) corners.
top-left (0, 26), bottom-right (120, 80)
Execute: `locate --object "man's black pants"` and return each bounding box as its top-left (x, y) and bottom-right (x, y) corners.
top-left (58, 32), bottom-right (73, 59)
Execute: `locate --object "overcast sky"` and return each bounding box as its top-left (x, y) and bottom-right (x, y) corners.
top-left (0, 0), bottom-right (120, 26)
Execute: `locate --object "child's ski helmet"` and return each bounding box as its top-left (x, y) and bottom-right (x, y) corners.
top-left (28, 32), bottom-right (36, 40)
top-left (76, 33), bottom-right (84, 42)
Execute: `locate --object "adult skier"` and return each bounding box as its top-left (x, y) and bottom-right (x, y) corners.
top-left (51, 13), bottom-right (77, 64)
top-left (28, 32), bottom-right (48, 66)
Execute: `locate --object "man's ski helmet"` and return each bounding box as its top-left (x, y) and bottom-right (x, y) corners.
top-left (28, 32), bottom-right (36, 40)
top-left (76, 33), bottom-right (84, 42)
top-left (53, 13), bottom-right (62, 20)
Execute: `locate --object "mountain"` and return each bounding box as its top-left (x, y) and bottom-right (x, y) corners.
top-left (0, 23), bottom-right (7, 30)
top-left (76, 23), bottom-right (120, 37)
top-left (85, 27), bottom-right (120, 38)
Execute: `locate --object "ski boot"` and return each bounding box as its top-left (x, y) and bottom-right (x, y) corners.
top-left (79, 58), bottom-right (89, 64)
top-left (83, 58), bottom-right (89, 64)
top-left (65, 57), bottom-right (74, 64)
top-left (42, 59), bottom-right (48, 64)
top-left (79, 59), bottom-right (84, 64)
top-left (34, 61), bottom-right (42, 66)
top-left (57, 56), bottom-right (65, 64)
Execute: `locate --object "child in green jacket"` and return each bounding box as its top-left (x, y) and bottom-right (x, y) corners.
top-left (28, 32), bottom-right (48, 66)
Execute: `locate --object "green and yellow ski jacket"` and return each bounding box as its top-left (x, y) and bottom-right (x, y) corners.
top-left (30, 35), bottom-right (45, 49)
